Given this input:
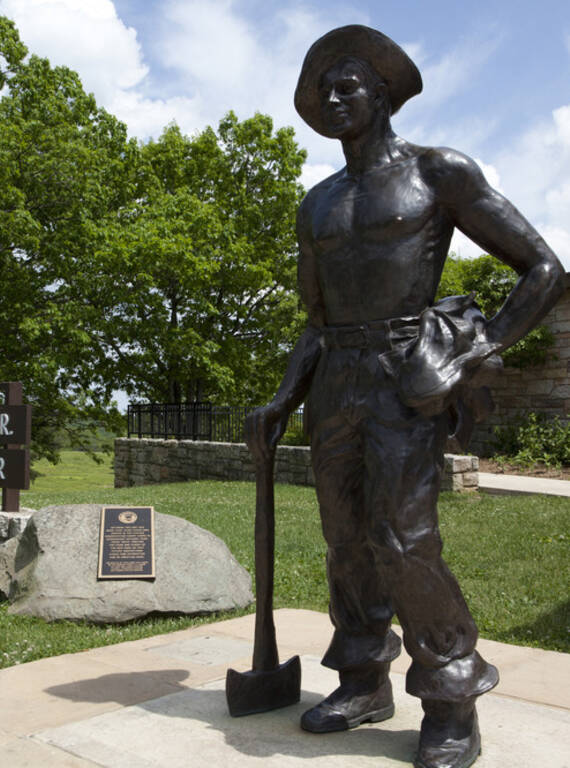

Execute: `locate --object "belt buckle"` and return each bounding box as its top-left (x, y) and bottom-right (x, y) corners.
top-left (356, 324), bottom-right (370, 347)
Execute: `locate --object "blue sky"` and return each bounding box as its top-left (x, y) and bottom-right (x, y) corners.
top-left (1, 0), bottom-right (569, 268)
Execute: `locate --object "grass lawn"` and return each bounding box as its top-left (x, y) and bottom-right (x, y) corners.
top-left (0, 451), bottom-right (568, 668)
top-left (28, 450), bottom-right (115, 494)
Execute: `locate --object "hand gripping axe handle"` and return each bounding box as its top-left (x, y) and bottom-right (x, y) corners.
top-left (226, 449), bottom-right (301, 716)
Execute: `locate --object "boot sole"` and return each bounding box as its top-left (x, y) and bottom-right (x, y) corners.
top-left (346, 702), bottom-right (396, 729)
top-left (301, 702), bottom-right (395, 733)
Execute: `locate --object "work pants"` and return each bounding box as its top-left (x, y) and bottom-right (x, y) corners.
top-left (306, 342), bottom-right (498, 701)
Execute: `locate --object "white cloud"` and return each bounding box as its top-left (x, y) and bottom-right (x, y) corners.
top-left (424, 101), bottom-right (570, 270)
top-left (449, 230), bottom-right (487, 260)
top-left (0, 0), bottom-right (345, 154)
top-left (159, 1), bottom-right (258, 94)
top-left (495, 106), bottom-right (570, 218)
top-left (300, 163), bottom-right (336, 190)
top-left (407, 33), bottom-right (502, 113)
top-left (540, 226), bottom-right (570, 265)
top-left (139, 0), bottom-right (369, 159)
top-left (448, 156), bottom-right (505, 259)
top-left (105, 90), bottom-right (204, 142)
top-left (392, 34), bottom-right (504, 156)
top-left (0, 0), bottom-right (148, 101)
top-left (152, 1), bottom-right (337, 135)
top-left (474, 158), bottom-right (503, 192)
top-left (400, 40), bottom-right (426, 67)
top-left (0, 0), bottom-right (233, 140)
top-left (449, 133), bottom-right (570, 271)
top-left (492, 104), bottom-right (570, 269)
top-left (553, 103), bottom-right (570, 144)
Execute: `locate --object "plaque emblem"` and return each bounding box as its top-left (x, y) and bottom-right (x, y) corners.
top-left (118, 510), bottom-right (138, 524)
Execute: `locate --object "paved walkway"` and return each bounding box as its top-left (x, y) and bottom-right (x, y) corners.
top-left (478, 471), bottom-right (570, 496)
top-left (1, 609), bottom-right (568, 767)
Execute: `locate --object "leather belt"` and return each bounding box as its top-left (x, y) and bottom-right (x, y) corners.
top-left (322, 317), bottom-right (419, 350)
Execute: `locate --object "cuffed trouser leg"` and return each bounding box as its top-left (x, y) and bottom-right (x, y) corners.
top-left (406, 652), bottom-right (499, 702)
top-left (322, 628), bottom-right (402, 669)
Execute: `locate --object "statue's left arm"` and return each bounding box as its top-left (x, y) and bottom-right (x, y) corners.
top-left (423, 148), bottom-right (565, 354)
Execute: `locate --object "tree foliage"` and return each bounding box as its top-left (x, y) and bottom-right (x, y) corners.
top-left (437, 254), bottom-right (555, 368)
top-left (0, 18), bottom-right (307, 464)
top-left (0, 17), bottom-right (134, 461)
top-left (80, 115), bottom-right (306, 406)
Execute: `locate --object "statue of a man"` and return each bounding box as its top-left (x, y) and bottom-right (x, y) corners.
top-left (246, 25), bottom-right (564, 768)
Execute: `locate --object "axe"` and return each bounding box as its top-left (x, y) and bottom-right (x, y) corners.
top-left (226, 449), bottom-right (301, 716)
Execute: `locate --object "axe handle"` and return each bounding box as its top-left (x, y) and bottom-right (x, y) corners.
top-left (252, 451), bottom-right (279, 672)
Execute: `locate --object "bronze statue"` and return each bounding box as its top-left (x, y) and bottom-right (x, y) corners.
top-left (244, 25), bottom-right (565, 768)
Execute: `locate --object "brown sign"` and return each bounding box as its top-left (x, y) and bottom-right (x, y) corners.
top-left (0, 449), bottom-right (30, 490)
top-left (0, 405), bottom-right (32, 445)
top-left (98, 506), bottom-right (155, 579)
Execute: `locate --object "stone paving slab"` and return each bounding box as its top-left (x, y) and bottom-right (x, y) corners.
top-left (145, 634), bottom-right (253, 666)
top-left (1, 610), bottom-right (569, 767)
top-left (1, 735), bottom-right (96, 767)
top-left (32, 656), bottom-right (570, 768)
top-left (478, 472), bottom-right (570, 496)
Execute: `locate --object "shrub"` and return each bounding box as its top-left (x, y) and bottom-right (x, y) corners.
top-left (280, 423), bottom-right (310, 446)
top-left (493, 412), bottom-right (570, 468)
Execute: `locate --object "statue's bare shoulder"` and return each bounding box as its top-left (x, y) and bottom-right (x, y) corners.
top-left (298, 168), bottom-right (345, 216)
top-left (417, 146), bottom-right (490, 207)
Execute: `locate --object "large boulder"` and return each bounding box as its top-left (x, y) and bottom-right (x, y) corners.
top-left (0, 505), bottom-right (253, 623)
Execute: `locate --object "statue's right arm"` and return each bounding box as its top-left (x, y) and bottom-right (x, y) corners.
top-left (245, 194), bottom-right (325, 460)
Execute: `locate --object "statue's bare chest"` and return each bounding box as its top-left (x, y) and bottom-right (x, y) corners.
top-left (311, 163), bottom-right (435, 250)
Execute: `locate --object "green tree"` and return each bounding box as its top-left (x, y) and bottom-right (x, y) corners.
top-left (0, 17), bottom-right (135, 461)
top-left (0, 17), bottom-right (306, 464)
top-left (80, 115), bottom-right (307, 405)
top-left (437, 254), bottom-right (555, 367)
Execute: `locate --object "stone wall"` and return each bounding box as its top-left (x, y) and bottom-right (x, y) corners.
top-left (469, 278), bottom-right (570, 456)
top-left (114, 439), bottom-right (313, 488)
top-left (115, 438), bottom-right (478, 492)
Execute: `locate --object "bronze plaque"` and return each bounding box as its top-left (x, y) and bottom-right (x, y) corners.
top-left (98, 506), bottom-right (155, 579)
top-left (0, 449), bottom-right (30, 489)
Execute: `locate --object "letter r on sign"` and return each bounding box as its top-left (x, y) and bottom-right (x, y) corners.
top-left (0, 413), bottom-right (14, 436)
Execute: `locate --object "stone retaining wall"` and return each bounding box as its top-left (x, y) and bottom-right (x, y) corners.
top-left (114, 438), bottom-right (478, 492)
top-left (469, 279), bottom-right (570, 456)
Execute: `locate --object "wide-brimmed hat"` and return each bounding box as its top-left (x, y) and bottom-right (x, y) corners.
top-left (294, 25), bottom-right (422, 135)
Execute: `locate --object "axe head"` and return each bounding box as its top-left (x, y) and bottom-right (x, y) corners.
top-left (226, 655), bottom-right (301, 717)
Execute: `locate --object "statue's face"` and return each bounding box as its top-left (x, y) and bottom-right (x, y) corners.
top-left (318, 57), bottom-right (383, 140)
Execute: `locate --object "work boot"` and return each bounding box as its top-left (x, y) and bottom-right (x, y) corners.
top-left (300, 662), bottom-right (394, 733)
top-left (414, 698), bottom-right (481, 768)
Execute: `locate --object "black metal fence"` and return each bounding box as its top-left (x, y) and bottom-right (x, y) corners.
top-left (127, 402), bottom-right (304, 443)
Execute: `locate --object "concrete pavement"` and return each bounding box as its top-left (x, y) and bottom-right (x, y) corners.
top-left (1, 609), bottom-right (568, 767)
top-left (478, 471), bottom-right (570, 496)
